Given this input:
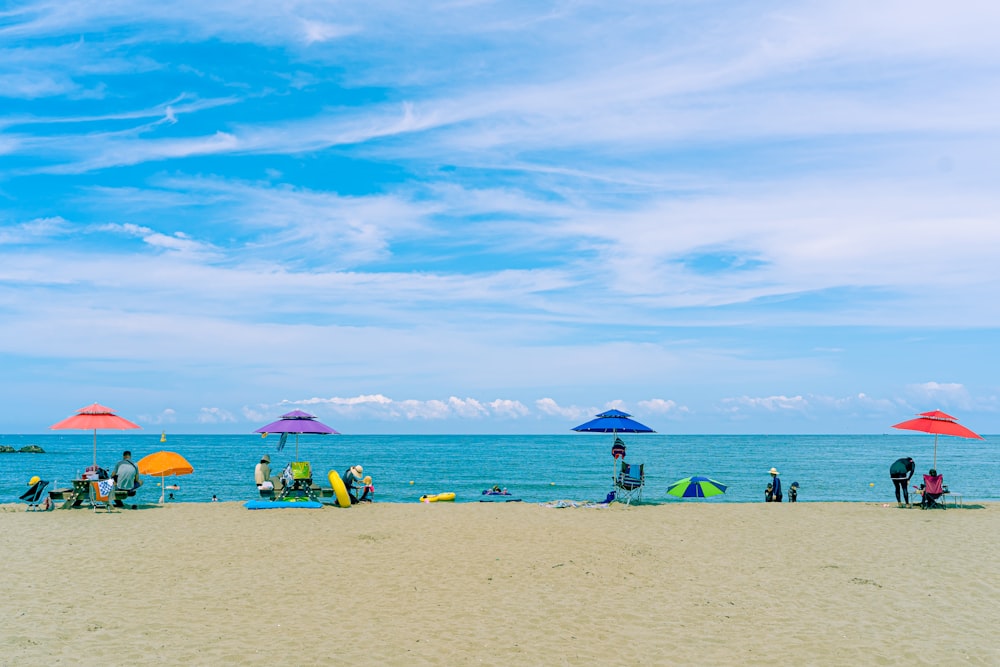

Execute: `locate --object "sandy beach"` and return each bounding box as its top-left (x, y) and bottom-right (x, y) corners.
top-left (2, 500), bottom-right (997, 666)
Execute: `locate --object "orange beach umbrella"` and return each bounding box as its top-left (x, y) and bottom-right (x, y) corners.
top-left (891, 410), bottom-right (983, 469)
top-left (50, 403), bottom-right (141, 467)
top-left (137, 450), bottom-right (194, 504)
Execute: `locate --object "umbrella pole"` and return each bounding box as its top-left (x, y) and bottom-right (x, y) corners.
top-left (611, 430), bottom-right (619, 495)
top-left (296, 434), bottom-right (300, 460)
top-left (933, 433), bottom-right (938, 469)
top-left (93, 429), bottom-right (97, 467)
top-left (160, 473), bottom-right (165, 504)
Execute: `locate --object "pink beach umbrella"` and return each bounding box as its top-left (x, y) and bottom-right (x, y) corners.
top-left (50, 402), bottom-right (141, 467)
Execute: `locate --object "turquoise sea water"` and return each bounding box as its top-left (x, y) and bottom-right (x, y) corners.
top-left (1, 433), bottom-right (996, 505)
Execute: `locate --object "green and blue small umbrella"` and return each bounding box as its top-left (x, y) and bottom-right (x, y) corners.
top-left (666, 476), bottom-right (727, 498)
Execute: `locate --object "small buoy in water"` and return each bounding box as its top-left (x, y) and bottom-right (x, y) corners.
top-left (550, 482), bottom-right (555, 486)
top-left (869, 483), bottom-right (875, 487)
top-left (409, 480), bottom-right (414, 485)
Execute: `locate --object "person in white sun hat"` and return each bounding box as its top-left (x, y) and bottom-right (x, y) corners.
top-left (341, 465), bottom-right (366, 504)
top-left (768, 467), bottom-right (782, 502)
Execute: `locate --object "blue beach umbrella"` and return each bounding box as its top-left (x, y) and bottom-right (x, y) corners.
top-left (666, 476), bottom-right (728, 498)
top-left (572, 409), bottom-right (655, 435)
top-left (573, 409), bottom-right (656, 487)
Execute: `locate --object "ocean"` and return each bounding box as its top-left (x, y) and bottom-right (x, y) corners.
top-left (1, 433), bottom-right (996, 505)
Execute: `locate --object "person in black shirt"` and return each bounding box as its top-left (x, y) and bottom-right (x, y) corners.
top-left (889, 457), bottom-right (915, 507)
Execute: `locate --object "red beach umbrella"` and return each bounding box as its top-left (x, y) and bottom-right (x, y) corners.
top-left (50, 402), bottom-right (141, 467)
top-left (891, 410), bottom-right (983, 469)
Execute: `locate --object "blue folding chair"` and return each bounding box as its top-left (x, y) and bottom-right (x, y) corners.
top-left (19, 480), bottom-right (51, 511)
top-left (615, 462), bottom-right (645, 505)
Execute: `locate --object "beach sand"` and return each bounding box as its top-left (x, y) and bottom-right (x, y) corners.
top-left (2, 500), bottom-right (997, 666)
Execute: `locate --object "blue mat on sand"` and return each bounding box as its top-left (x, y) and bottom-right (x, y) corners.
top-left (245, 499), bottom-right (323, 510)
top-left (478, 497), bottom-right (523, 503)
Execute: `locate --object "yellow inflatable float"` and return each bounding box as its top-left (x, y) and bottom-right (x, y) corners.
top-left (419, 492), bottom-right (456, 503)
top-left (327, 470), bottom-right (352, 507)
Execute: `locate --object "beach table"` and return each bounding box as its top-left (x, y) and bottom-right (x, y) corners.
top-left (47, 486), bottom-right (73, 504)
top-left (58, 479), bottom-right (134, 509)
top-left (58, 479), bottom-right (93, 509)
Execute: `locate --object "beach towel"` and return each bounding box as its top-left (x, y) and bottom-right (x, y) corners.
top-left (540, 499), bottom-right (611, 509)
top-left (98, 479), bottom-right (115, 498)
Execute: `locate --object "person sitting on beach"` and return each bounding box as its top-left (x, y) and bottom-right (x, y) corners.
top-left (111, 450), bottom-right (142, 501)
top-left (764, 483), bottom-right (773, 502)
top-left (254, 455), bottom-right (272, 489)
top-left (920, 469), bottom-right (945, 508)
top-left (341, 465), bottom-right (365, 504)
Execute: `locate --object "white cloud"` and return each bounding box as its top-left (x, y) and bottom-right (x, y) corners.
top-left (488, 399), bottom-right (530, 419)
top-left (97, 222), bottom-right (219, 257)
top-left (0, 217), bottom-right (69, 244)
top-left (905, 382), bottom-right (973, 411)
top-left (137, 408), bottom-right (177, 425)
top-left (197, 407), bottom-right (237, 423)
top-left (274, 394), bottom-right (525, 421)
top-left (721, 395), bottom-right (810, 412)
top-left (535, 398), bottom-right (589, 421)
top-left (637, 398), bottom-right (689, 416)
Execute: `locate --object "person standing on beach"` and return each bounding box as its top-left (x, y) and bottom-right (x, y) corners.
top-left (768, 467), bottom-right (782, 502)
top-left (889, 457), bottom-right (915, 507)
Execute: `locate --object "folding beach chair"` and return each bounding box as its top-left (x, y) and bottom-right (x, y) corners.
top-left (19, 480), bottom-right (51, 511)
top-left (920, 473), bottom-right (946, 509)
top-left (614, 462), bottom-right (645, 505)
top-left (89, 480), bottom-right (117, 513)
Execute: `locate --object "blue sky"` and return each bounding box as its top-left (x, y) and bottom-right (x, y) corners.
top-left (2, 1), bottom-right (998, 435)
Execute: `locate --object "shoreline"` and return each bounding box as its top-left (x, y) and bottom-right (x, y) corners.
top-left (3, 501), bottom-right (998, 665)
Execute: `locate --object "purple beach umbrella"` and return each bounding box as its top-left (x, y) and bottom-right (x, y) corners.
top-left (254, 410), bottom-right (339, 459)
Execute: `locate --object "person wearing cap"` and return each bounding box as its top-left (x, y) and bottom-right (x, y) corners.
top-left (111, 450), bottom-right (143, 507)
top-left (254, 454), bottom-right (272, 488)
top-left (112, 451), bottom-right (141, 490)
top-left (889, 456), bottom-right (915, 507)
top-left (768, 467), bottom-right (782, 502)
top-left (341, 465), bottom-right (366, 504)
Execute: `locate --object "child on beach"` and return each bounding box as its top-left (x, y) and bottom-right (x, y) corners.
top-left (765, 483), bottom-right (773, 502)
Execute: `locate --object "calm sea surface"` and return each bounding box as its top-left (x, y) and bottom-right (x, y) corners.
top-left (1, 433), bottom-right (996, 505)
